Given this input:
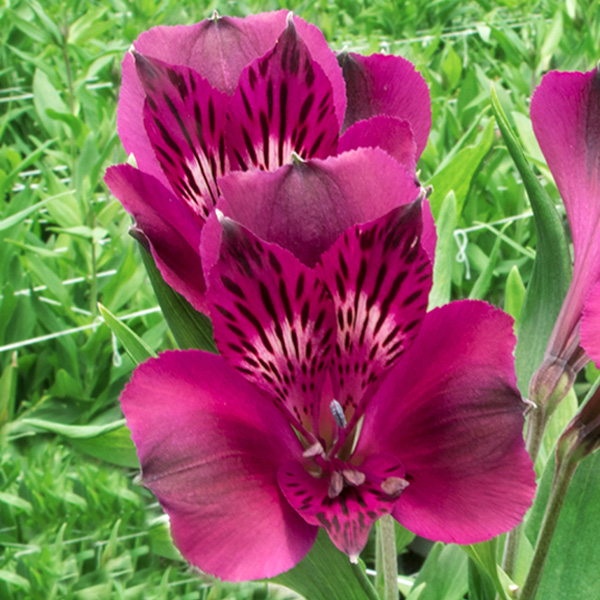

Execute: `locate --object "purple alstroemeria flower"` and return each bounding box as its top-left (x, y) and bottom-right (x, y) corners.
top-left (105, 10), bottom-right (431, 313)
top-left (121, 202), bottom-right (535, 581)
top-left (529, 66), bottom-right (600, 404)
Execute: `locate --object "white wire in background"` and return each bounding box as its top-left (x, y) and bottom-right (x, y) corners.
top-left (0, 307), bottom-right (161, 354)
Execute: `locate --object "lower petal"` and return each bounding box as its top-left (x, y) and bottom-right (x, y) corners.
top-left (122, 350), bottom-right (316, 580)
top-left (355, 301), bottom-right (536, 544)
top-left (278, 453), bottom-right (406, 561)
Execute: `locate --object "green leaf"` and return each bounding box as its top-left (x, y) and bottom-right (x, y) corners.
top-left (0, 570), bottom-right (30, 592)
top-left (148, 522), bottom-right (184, 562)
top-left (0, 491), bottom-right (33, 514)
top-left (538, 10), bottom-right (563, 73)
top-left (528, 452), bottom-right (600, 600)
top-left (406, 543), bottom-right (468, 600)
top-left (0, 352), bottom-right (17, 426)
top-left (462, 540), bottom-right (513, 600)
top-left (490, 86), bottom-right (571, 395)
top-left (468, 224), bottom-right (504, 300)
top-left (20, 418), bottom-right (125, 438)
top-left (537, 386), bottom-right (578, 473)
top-left (395, 521), bottom-right (415, 553)
top-left (504, 266), bottom-right (526, 328)
top-left (428, 118), bottom-right (495, 219)
top-left (442, 45), bottom-right (462, 90)
top-left (69, 425), bottom-right (139, 469)
top-left (467, 558), bottom-right (496, 600)
top-left (429, 191), bottom-right (457, 309)
top-left (138, 244), bottom-right (216, 352)
top-left (0, 140), bottom-right (55, 199)
top-left (45, 108), bottom-right (84, 140)
top-left (267, 529), bottom-right (379, 600)
top-left (0, 189), bottom-right (60, 232)
top-left (99, 303), bottom-right (156, 365)
top-left (33, 68), bottom-right (68, 137)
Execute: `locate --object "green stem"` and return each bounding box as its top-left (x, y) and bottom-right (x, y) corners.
top-left (501, 405), bottom-right (548, 582)
top-left (350, 561), bottom-right (381, 600)
top-left (89, 210), bottom-right (98, 317)
top-left (378, 515), bottom-right (398, 600)
top-left (525, 404), bottom-right (548, 467)
top-left (375, 523), bottom-right (384, 597)
top-left (518, 458), bottom-right (577, 600)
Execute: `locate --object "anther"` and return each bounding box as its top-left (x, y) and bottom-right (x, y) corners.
top-left (342, 469), bottom-right (366, 487)
top-left (381, 476), bottom-right (409, 498)
top-left (330, 399), bottom-right (347, 429)
top-left (302, 441), bottom-right (325, 459)
top-left (328, 471), bottom-right (344, 498)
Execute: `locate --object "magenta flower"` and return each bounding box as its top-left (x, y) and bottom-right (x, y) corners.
top-left (121, 201), bottom-right (535, 581)
top-left (529, 67), bottom-right (600, 399)
top-left (105, 10), bottom-right (431, 313)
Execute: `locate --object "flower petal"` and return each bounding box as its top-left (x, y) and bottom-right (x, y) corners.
top-left (217, 147), bottom-right (422, 267)
top-left (355, 301), bottom-right (535, 543)
top-left (337, 52), bottom-right (431, 158)
top-left (134, 53), bottom-right (230, 220)
top-left (208, 217), bottom-right (336, 432)
top-left (581, 280), bottom-right (600, 366)
top-left (117, 11), bottom-right (289, 184)
top-left (226, 18), bottom-right (339, 171)
top-left (316, 202), bottom-right (432, 419)
top-left (337, 116), bottom-right (417, 173)
top-left (122, 350), bottom-right (316, 580)
top-left (278, 453), bottom-right (406, 561)
top-left (531, 68), bottom-right (600, 268)
top-left (117, 11), bottom-right (346, 179)
top-left (104, 165), bottom-right (208, 313)
top-left (292, 17), bottom-right (347, 131)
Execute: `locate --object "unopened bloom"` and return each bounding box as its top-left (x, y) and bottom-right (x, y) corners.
top-left (529, 66), bottom-right (600, 407)
top-left (122, 200), bottom-right (535, 581)
top-left (105, 10), bottom-right (431, 312)
top-left (558, 383), bottom-right (600, 463)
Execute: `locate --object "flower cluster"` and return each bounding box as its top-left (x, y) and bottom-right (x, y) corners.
top-left (107, 10), bottom-right (536, 583)
top-left (106, 10), bottom-right (433, 313)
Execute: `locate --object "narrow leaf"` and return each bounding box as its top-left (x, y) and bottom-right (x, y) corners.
top-left (462, 541), bottom-right (512, 600)
top-left (504, 265), bottom-right (526, 328)
top-left (0, 194), bottom-right (53, 232)
top-left (491, 86), bottom-right (571, 395)
top-left (527, 452), bottom-right (600, 600)
top-left (70, 425), bottom-right (140, 469)
top-left (429, 191), bottom-right (457, 308)
top-left (0, 352), bottom-right (17, 426)
top-left (139, 245), bottom-right (216, 352)
top-left (99, 303), bottom-right (156, 365)
top-left (267, 529), bottom-right (379, 600)
top-left (406, 543), bottom-right (468, 600)
top-left (468, 226), bottom-right (504, 300)
top-left (20, 418), bottom-right (125, 438)
top-left (429, 118), bottom-right (494, 219)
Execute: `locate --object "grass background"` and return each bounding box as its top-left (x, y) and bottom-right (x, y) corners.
top-left (1, 0), bottom-right (599, 598)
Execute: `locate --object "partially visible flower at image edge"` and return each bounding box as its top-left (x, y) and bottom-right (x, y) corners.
top-left (529, 65), bottom-right (600, 407)
top-left (104, 10), bottom-right (432, 313)
top-left (121, 195), bottom-right (536, 581)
